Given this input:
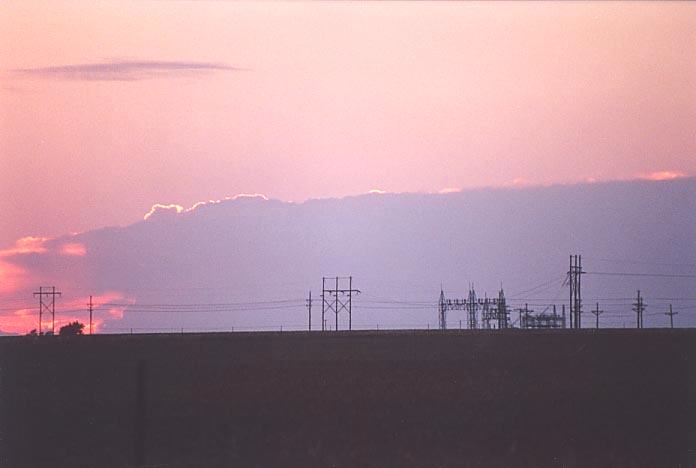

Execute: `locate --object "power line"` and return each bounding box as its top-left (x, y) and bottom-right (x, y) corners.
top-left (584, 256), bottom-right (696, 269)
top-left (586, 272), bottom-right (696, 279)
top-left (508, 275), bottom-right (567, 298)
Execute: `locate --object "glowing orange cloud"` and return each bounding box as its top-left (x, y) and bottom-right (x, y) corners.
top-left (0, 237), bottom-right (50, 294)
top-left (0, 292), bottom-right (131, 335)
top-left (639, 171), bottom-right (687, 181)
top-left (60, 243), bottom-right (87, 256)
top-left (0, 236), bottom-right (48, 256)
top-left (506, 178), bottom-right (534, 188)
top-left (438, 187), bottom-right (461, 194)
top-left (0, 259), bottom-right (27, 294)
top-left (0, 307), bottom-right (38, 335)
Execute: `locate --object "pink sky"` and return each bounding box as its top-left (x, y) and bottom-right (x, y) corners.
top-left (1, 1), bottom-right (695, 247)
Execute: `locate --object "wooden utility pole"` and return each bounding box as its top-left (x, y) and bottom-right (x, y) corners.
top-left (665, 304), bottom-right (677, 329)
top-left (568, 255), bottom-right (584, 329)
top-left (591, 302), bottom-right (603, 329)
top-left (88, 295), bottom-right (94, 334)
top-left (632, 290), bottom-right (645, 329)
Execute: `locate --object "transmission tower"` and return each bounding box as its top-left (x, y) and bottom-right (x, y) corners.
top-left (496, 287), bottom-right (509, 329)
top-left (321, 277), bottom-right (360, 331)
top-left (518, 303), bottom-right (531, 329)
top-left (438, 286), bottom-right (511, 330)
top-left (591, 302), bottom-right (604, 329)
top-left (567, 255), bottom-right (585, 329)
top-left (438, 289), bottom-right (447, 330)
top-left (480, 296), bottom-right (492, 329)
top-left (306, 291), bottom-right (313, 331)
top-left (438, 288), bottom-right (467, 330)
top-left (33, 286), bottom-right (61, 335)
top-left (467, 285), bottom-right (478, 329)
top-left (665, 304), bottom-right (677, 329)
top-left (632, 290), bottom-right (645, 329)
top-left (519, 304), bottom-right (565, 329)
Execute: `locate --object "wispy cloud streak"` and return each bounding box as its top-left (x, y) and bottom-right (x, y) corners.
top-left (13, 60), bottom-right (244, 81)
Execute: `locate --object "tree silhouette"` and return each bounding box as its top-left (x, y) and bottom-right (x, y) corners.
top-left (59, 321), bottom-right (85, 336)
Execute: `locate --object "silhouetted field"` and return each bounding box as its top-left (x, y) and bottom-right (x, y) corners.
top-left (1, 329), bottom-right (695, 468)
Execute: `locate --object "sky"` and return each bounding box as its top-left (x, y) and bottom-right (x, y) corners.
top-left (1, 2), bottom-right (696, 334)
top-left (1, 1), bottom-right (695, 249)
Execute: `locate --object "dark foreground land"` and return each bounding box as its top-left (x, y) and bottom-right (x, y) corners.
top-left (1, 329), bottom-right (695, 468)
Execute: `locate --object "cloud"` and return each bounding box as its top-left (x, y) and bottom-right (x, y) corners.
top-left (143, 193), bottom-right (269, 220)
top-left (12, 60), bottom-right (244, 81)
top-left (60, 243), bottom-right (87, 256)
top-left (438, 187), bottom-right (461, 194)
top-left (638, 171), bottom-right (687, 181)
top-left (1, 179), bottom-right (696, 334)
top-left (505, 178), bottom-right (535, 188)
top-left (0, 237), bottom-right (50, 294)
top-left (0, 236), bottom-right (48, 257)
top-left (0, 292), bottom-right (130, 335)
top-left (0, 259), bottom-right (28, 294)
top-left (143, 204), bottom-right (184, 221)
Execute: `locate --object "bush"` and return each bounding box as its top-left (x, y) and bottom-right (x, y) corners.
top-left (59, 321), bottom-right (85, 336)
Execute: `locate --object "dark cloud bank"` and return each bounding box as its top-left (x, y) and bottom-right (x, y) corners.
top-left (5, 178), bottom-right (696, 333)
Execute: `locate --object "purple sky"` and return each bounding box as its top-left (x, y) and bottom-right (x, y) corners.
top-left (1, 1), bottom-right (694, 248)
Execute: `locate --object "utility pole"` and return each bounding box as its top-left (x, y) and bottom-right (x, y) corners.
top-left (307, 291), bottom-right (312, 331)
top-left (632, 290), bottom-right (645, 329)
top-left (88, 295), bottom-right (94, 335)
top-left (568, 255), bottom-right (585, 329)
top-left (321, 277), bottom-right (326, 331)
top-left (665, 304), bottom-right (677, 329)
top-left (591, 302), bottom-right (603, 329)
top-left (349, 276), bottom-right (353, 331)
top-left (33, 286), bottom-right (61, 335)
top-left (335, 277), bottom-right (339, 331)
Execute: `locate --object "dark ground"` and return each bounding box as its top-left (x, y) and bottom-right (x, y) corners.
top-left (1, 329), bottom-right (695, 468)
